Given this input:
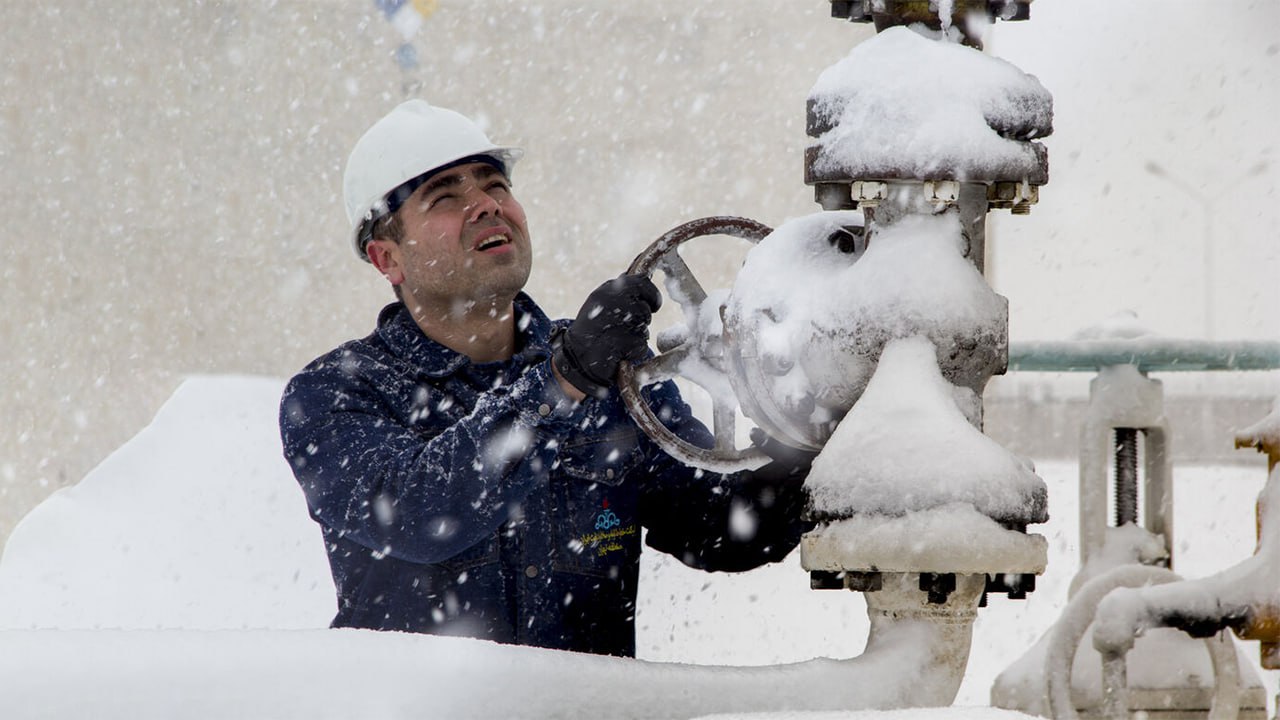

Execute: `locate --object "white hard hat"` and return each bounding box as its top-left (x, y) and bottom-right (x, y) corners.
top-left (342, 100), bottom-right (523, 261)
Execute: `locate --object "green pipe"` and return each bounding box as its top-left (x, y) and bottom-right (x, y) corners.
top-left (1008, 340), bottom-right (1280, 373)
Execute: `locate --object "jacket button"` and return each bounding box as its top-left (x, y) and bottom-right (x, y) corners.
top-left (524, 565), bottom-right (539, 578)
top-left (537, 403), bottom-right (551, 417)
top-left (605, 469), bottom-right (615, 480)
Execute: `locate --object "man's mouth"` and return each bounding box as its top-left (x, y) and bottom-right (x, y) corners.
top-left (474, 234), bottom-right (510, 251)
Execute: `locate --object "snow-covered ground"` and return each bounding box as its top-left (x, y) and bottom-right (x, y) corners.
top-left (0, 376), bottom-right (1274, 718)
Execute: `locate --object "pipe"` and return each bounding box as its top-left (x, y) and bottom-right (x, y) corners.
top-left (1096, 627), bottom-right (1242, 720)
top-left (1208, 632), bottom-right (1243, 720)
top-left (1089, 465), bottom-right (1280, 712)
top-left (0, 573), bottom-right (986, 719)
top-left (858, 572), bottom-right (986, 706)
top-left (1099, 650), bottom-right (1128, 720)
top-left (1045, 564), bottom-right (1242, 720)
top-left (1008, 339), bottom-right (1280, 373)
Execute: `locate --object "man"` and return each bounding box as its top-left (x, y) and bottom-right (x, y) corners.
top-left (280, 100), bottom-right (811, 657)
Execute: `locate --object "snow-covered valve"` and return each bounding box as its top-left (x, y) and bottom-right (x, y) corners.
top-left (617, 209), bottom-right (1008, 470)
top-left (610, 9), bottom-right (1054, 711)
top-left (618, 211), bottom-right (934, 471)
top-left (783, 16), bottom-right (1053, 609)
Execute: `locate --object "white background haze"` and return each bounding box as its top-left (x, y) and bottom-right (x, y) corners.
top-left (0, 0), bottom-right (1278, 715)
top-left (1, 0), bottom-right (1277, 547)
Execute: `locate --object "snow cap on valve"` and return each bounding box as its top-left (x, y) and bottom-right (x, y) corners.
top-left (343, 100), bottom-right (523, 261)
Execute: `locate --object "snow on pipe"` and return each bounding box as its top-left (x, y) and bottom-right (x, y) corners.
top-left (1066, 466), bottom-right (1280, 716)
top-left (1083, 467), bottom-right (1280, 720)
top-left (1096, 634), bottom-right (1243, 720)
top-left (611, 9), bottom-right (1051, 717)
top-left (1007, 339), bottom-right (1280, 374)
top-left (1044, 564), bottom-right (1243, 720)
top-left (1235, 407), bottom-right (1280, 668)
top-left (782, 12), bottom-right (1050, 713)
top-left (0, 575), bottom-right (984, 719)
top-left (1092, 466), bottom-right (1280, 633)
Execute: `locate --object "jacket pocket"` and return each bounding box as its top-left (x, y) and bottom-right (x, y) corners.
top-left (437, 531), bottom-right (500, 575)
top-left (550, 435), bottom-right (642, 578)
top-left (556, 426), bottom-right (642, 485)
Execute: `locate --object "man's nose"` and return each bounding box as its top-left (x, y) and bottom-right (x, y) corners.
top-left (465, 187), bottom-right (502, 223)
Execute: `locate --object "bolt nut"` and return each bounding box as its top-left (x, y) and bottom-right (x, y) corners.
top-left (850, 180), bottom-right (888, 206)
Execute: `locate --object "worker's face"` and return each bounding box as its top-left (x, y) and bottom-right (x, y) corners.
top-left (372, 162), bottom-right (532, 315)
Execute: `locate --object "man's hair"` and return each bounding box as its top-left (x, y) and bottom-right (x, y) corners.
top-left (368, 210), bottom-right (405, 247)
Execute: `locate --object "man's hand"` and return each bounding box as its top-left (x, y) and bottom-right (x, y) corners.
top-left (740, 428), bottom-right (818, 521)
top-left (553, 274), bottom-right (662, 398)
top-left (747, 428), bottom-right (818, 488)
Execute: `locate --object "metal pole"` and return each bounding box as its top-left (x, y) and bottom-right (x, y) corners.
top-left (1203, 201), bottom-right (1214, 340)
top-left (1143, 160), bottom-right (1269, 340)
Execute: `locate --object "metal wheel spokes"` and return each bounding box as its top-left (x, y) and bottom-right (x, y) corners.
top-left (632, 344), bottom-right (689, 386)
top-left (656, 249), bottom-right (708, 313)
top-left (712, 399), bottom-right (737, 453)
top-left (618, 216), bottom-right (775, 474)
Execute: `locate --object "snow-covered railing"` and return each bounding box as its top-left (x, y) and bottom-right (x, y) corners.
top-left (1008, 339), bottom-right (1280, 373)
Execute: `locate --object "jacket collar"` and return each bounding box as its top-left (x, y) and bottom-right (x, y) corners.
top-left (375, 293), bottom-right (555, 378)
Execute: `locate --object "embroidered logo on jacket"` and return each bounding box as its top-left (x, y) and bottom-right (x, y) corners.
top-left (582, 499), bottom-right (635, 557)
top-left (595, 508), bottom-right (621, 531)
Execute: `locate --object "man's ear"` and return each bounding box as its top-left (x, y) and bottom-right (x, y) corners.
top-left (366, 240), bottom-right (405, 287)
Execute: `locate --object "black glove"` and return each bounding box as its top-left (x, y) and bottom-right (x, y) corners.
top-left (744, 428), bottom-right (818, 514)
top-left (554, 274), bottom-right (662, 397)
top-left (748, 428), bottom-right (817, 481)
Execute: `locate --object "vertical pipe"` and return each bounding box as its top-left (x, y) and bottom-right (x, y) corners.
top-left (1100, 651), bottom-right (1130, 720)
top-left (1080, 407), bottom-right (1111, 565)
top-left (958, 182), bottom-right (989, 276)
top-left (1143, 424), bottom-right (1175, 567)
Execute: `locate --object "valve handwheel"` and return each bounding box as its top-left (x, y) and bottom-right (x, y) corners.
top-left (617, 216), bottom-right (773, 474)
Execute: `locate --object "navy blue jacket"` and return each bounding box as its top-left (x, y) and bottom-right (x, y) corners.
top-left (280, 295), bottom-right (807, 657)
